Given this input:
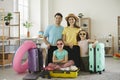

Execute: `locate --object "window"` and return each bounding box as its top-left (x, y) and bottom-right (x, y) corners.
top-left (18, 0), bottom-right (29, 37)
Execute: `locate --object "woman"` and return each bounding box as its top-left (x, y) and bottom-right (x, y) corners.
top-left (62, 13), bottom-right (81, 67)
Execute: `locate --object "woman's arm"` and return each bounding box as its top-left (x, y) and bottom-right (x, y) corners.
top-left (62, 34), bottom-right (73, 48)
top-left (62, 34), bottom-right (68, 45)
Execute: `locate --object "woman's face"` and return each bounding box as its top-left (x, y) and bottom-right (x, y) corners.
top-left (79, 31), bottom-right (87, 40)
top-left (56, 41), bottom-right (64, 49)
top-left (68, 17), bottom-right (76, 26)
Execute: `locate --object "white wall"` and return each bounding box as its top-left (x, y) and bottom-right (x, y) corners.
top-left (44, 0), bottom-right (120, 52)
top-left (40, 0), bottom-right (49, 31)
top-left (0, 0), bottom-right (120, 52)
top-left (29, 0), bottom-right (41, 37)
top-left (0, 0), bottom-right (13, 12)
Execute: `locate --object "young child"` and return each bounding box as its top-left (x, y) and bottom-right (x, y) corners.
top-left (76, 30), bottom-right (98, 72)
top-left (46, 39), bottom-right (74, 70)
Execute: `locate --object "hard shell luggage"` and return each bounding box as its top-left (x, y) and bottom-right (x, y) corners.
top-left (28, 48), bottom-right (43, 73)
top-left (89, 43), bottom-right (105, 74)
top-left (49, 69), bottom-right (79, 78)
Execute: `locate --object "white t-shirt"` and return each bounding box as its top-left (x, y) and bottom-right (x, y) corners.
top-left (78, 40), bottom-right (89, 57)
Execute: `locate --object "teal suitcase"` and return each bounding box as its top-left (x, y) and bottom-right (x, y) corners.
top-left (89, 43), bottom-right (105, 74)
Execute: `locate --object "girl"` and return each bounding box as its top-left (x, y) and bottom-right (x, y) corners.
top-left (46, 39), bottom-right (74, 70)
top-left (76, 30), bottom-right (98, 72)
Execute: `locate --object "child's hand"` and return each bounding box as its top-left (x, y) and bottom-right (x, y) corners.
top-left (92, 41), bottom-right (98, 48)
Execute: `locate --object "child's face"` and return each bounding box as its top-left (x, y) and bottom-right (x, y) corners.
top-left (56, 41), bottom-right (64, 49)
top-left (79, 31), bottom-right (87, 40)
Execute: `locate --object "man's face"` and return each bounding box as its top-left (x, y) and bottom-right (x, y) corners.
top-left (54, 15), bottom-right (62, 25)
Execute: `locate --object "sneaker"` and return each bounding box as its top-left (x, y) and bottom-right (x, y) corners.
top-left (60, 68), bottom-right (65, 70)
top-left (70, 66), bottom-right (78, 71)
top-left (64, 67), bottom-right (70, 71)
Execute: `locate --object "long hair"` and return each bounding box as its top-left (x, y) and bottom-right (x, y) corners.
top-left (76, 30), bottom-right (89, 41)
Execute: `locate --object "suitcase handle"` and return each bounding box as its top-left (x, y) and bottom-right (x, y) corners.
top-left (52, 70), bottom-right (71, 74)
top-left (52, 70), bottom-right (64, 73)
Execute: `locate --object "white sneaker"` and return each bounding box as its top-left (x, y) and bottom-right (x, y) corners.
top-left (64, 67), bottom-right (70, 71)
top-left (60, 68), bottom-right (65, 70)
top-left (70, 66), bottom-right (78, 71)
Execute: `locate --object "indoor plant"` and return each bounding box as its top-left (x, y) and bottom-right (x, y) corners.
top-left (23, 21), bottom-right (32, 37)
top-left (4, 12), bottom-right (13, 25)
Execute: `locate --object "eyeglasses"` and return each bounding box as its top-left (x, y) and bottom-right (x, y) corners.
top-left (57, 43), bottom-right (63, 46)
top-left (79, 33), bottom-right (86, 36)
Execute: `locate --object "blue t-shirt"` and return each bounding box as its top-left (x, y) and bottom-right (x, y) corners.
top-left (53, 49), bottom-right (68, 60)
top-left (44, 25), bottom-right (64, 45)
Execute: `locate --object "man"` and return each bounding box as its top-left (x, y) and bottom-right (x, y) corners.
top-left (43, 13), bottom-right (63, 48)
top-left (43, 13), bottom-right (64, 64)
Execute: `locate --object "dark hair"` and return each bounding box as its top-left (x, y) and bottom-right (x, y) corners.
top-left (76, 30), bottom-right (89, 41)
top-left (66, 17), bottom-right (80, 28)
top-left (54, 13), bottom-right (63, 18)
top-left (57, 39), bottom-right (64, 43)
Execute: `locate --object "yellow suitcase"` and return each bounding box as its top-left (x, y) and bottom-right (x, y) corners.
top-left (49, 69), bottom-right (79, 78)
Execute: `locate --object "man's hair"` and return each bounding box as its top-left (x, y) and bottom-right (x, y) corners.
top-left (54, 12), bottom-right (63, 18)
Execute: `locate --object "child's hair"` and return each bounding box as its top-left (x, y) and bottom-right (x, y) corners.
top-left (76, 30), bottom-right (89, 41)
top-left (57, 39), bottom-right (64, 43)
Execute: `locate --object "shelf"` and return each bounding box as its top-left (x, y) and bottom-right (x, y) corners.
top-left (0, 53), bottom-right (13, 65)
top-left (98, 36), bottom-right (114, 56)
top-left (10, 24), bottom-right (19, 26)
top-left (0, 38), bottom-right (20, 41)
top-left (0, 10), bottom-right (20, 67)
top-left (78, 17), bottom-right (91, 38)
top-left (118, 16), bottom-right (120, 53)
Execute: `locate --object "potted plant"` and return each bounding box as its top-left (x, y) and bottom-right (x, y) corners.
top-left (78, 13), bottom-right (84, 18)
top-left (23, 21), bottom-right (32, 37)
top-left (4, 12), bottom-right (13, 25)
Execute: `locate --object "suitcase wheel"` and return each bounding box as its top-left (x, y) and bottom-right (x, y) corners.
top-left (48, 76), bottom-right (51, 79)
top-left (41, 70), bottom-right (51, 79)
top-left (99, 71), bottom-right (102, 74)
top-left (28, 69), bottom-right (31, 73)
top-left (89, 71), bottom-right (93, 74)
top-left (42, 75), bottom-right (45, 78)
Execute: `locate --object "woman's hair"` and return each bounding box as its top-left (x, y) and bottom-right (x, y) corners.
top-left (76, 30), bottom-right (89, 41)
top-left (66, 17), bottom-right (80, 28)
